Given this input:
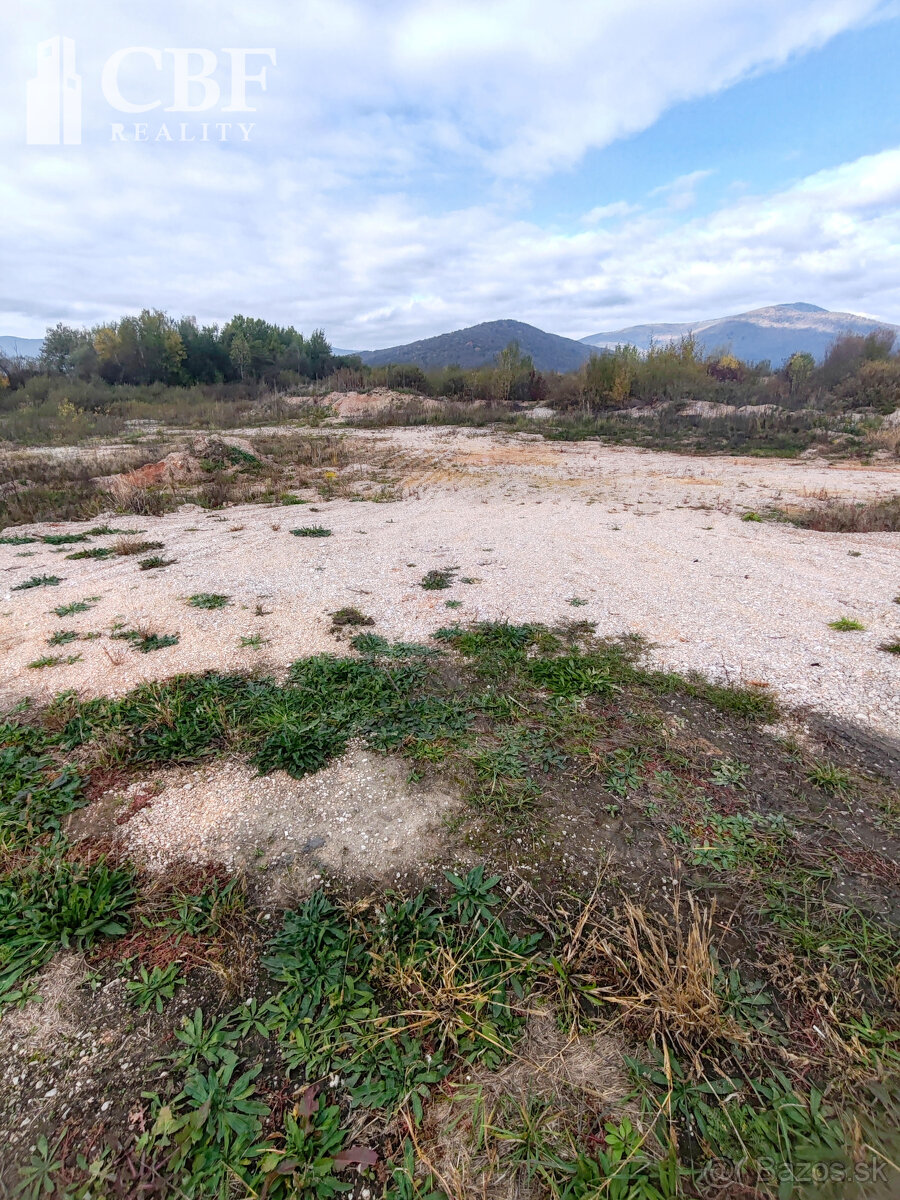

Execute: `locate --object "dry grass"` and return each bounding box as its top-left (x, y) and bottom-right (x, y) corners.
top-left (779, 493), bottom-right (900, 532)
top-left (422, 1011), bottom-right (632, 1200)
top-left (113, 536), bottom-right (163, 556)
top-left (556, 885), bottom-right (748, 1066)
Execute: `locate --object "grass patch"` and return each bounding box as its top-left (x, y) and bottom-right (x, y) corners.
top-left (879, 640), bottom-right (900, 655)
top-left (779, 494), bottom-right (900, 533)
top-left (111, 629), bottom-right (180, 653)
top-left (114, 538), bottom-right (165, 557)
top-left (421, 567), bottom-right (458, 590)
top-left (829, 617), bottom-right (866, 632)
top-left (138, 555), bottom-right (176, 570)
top-left (12, 574), bottom-right (62, 590)
top-left (290, 525), bottom-right (332, 537)
top-left (51, 597), bottom-right (99, 617)
top-left (65, 547), bottom-right (115, 560)
top-left (329, 606), bottom-right (374, 628)
top-left (1, 619), bottom-right (898, 1195)
top-left (187, 593), bottom-right (231, 609)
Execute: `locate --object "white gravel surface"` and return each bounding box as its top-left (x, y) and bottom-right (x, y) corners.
top-left (2, 428), bottom-right (898, 739)
top-left (103, 746), bottom-right (456, 883)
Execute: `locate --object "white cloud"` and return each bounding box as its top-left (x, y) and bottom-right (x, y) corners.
top-left (650, 170), bottom-right (715, 211)
top-left (3, 141), bottom-right (899, 344)
top-left (580, 201), bottom-right (638, 225)
top-left (2, 1), bottom-right (899, 339)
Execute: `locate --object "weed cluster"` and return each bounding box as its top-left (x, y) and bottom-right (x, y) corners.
top-left (1, 621), bottom-right (897, 1197)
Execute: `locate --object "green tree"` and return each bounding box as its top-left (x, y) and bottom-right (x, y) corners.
top-left (786, 351), bottom-right (815, 396)
top-left (229, 331), bottom-right (252, 381)
top-left (40, 324), bottom-right (94, 375)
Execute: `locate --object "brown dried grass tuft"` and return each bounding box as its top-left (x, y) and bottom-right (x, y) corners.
top-left (556, 884), bottom-right (748, 1065)
top-left (780, 494), bottom-right (900, 532)
top-left (421, 1011), bottom-right (633, 1200)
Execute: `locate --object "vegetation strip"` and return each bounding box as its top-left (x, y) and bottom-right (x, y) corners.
top-left (0, 623), bottom-right (897, 1197)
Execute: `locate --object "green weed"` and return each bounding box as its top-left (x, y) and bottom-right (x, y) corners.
top-left (47, 629), bottom-right (78, 646)
top-left (806, 761), bottom-right (853, 794)
top-left (52, 597), bottom-right (99, 616)
top-left (41, 533), bottom-right (90, 545)
top-left (125, 962), bottom-right (186, 1012)
top-left (0, 855), bottom-right (134, 1003)
top-left (709, 756), bottom-right (751, 787)
top-left (330, 606), bottom-right (374, 627)
top-left (114, 539), bottom-right (165, 556)
top-left (14, 1134), bottom-right (64, 1199)
top-left (0, 742), bottom-right (85, 850)
top-left (173, 1007), bottom-right (240, 1070)
top-left (421, 567), bottom-right (457, 590)
top-left (829, 617), bottom-right (866, 631)
top-left (188, 592), bottom-right (231, 609)
top-left (12, 574), bottom-right (62, 590)
top-left (65, 546), bottom-right (115, 560)
top-left (670, 812), bottom-right (791, 871)
top-left (291, 526), bottom-right (332, 537)
top-left (111, 629), bottom-right (180, 653)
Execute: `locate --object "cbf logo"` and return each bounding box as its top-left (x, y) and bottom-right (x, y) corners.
top-left (26, 37), bottom-right (277, 146)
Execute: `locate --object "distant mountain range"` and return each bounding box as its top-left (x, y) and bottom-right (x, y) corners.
top-left (358, 319), bottom-right (594, 372)
top-left (354, 304), bottom-right (898, 370)
top-left (0, 335), bottom-right (43, 359)
top-left (4, 303), bottom-right (898, 373)
top-left (581, 303), bottom-right (900, 365)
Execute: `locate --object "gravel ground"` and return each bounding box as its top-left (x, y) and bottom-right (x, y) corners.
top-left (80, 746), bottom-right (456, 889)
top-left (2, 428), bottom-right (898, 739)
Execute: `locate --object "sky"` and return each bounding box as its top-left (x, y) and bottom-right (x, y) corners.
top-left (2, 0), bottom-right (900, 348)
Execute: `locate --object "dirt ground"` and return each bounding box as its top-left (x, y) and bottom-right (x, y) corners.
top-left (2, 428), bottom-right (897, 740)
top-left (1, 420), bottom-right (899, 1196)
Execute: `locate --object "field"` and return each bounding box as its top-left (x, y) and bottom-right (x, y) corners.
top-left (0, 420), bottom-right (898, 1199)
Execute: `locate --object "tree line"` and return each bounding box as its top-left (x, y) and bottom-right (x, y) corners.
top-left (1, 307), bottom-right (897, 418)
top-left (33, 309), bottom-right (348, 387)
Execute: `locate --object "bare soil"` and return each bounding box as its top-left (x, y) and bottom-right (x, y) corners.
top-left (2, 427), bottom-right (897, 739)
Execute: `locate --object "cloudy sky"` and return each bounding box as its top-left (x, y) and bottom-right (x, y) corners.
top-left (3, 0), bottom-right (900, 347)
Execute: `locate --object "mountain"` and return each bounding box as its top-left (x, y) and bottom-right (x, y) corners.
top-left (358, 319), bottom-right (594, 372)
top-left (0, 336), bottom-right (43, 360)
top-left (580, 303), bottom-right (900, 365)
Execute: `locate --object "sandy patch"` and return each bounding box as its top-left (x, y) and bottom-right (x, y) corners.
top-left (0, 954), bottom-right (85, 1051)
top-left (2, 429), bottom-right (898, 740)
top-left (84, 746), bottom-right (457, 892)
top-left (428, 1011), bottom-right (631, 1199)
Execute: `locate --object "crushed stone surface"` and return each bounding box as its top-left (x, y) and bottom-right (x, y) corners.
top-left (84, 746), bottom-right (456, 888)
top-left (1, 428), bottom-right (898, 740)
